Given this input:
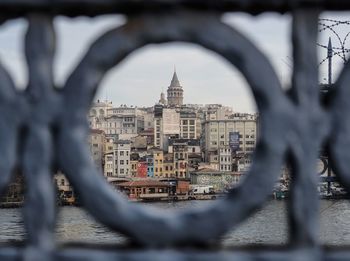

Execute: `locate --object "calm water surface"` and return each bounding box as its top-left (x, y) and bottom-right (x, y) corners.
top-left (0, 200), bottom-right (349, 246)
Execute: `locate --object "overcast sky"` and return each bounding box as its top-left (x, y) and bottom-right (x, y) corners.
top-left (0, 12), bottom-right (349, 113)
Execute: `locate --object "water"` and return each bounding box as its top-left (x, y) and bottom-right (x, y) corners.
top-left (0, 200), bottom-right (349, 246)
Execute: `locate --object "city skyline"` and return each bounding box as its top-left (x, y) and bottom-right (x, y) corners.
top-left (0, 12), bottom-right (348, 113)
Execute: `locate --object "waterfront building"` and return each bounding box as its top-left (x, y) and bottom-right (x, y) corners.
top-left (117, 180), bottom-right (170, 201)
top-left (167, 69), bottom-right (184, 107)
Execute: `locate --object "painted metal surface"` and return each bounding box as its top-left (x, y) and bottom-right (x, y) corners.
top-left (0, 1), bottom-right (349, 260)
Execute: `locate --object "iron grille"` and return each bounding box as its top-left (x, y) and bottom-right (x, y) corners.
top-left (0, 0), bottom-right (350, 260)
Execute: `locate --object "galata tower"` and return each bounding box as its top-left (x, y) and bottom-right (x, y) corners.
top-left (167, 69), bottom-right (184, 107)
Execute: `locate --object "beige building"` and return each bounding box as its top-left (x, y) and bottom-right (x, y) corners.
top-left (180, 112), bottom-right (198, 139)
top-left (104, 152), bottom-right (115, 177)
top-left (203, 114), bottom-right (257, 162)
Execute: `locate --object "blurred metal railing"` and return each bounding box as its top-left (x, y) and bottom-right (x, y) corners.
top-left (0, 1), bottom-right (350, 260)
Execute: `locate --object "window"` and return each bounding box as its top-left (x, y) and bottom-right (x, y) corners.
top-left (120, 160), bottom-right (124, 165)
top-left (189, 120), bottom-right (195, 125)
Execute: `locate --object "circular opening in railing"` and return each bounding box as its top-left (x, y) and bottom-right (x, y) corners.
top-left (73, 40), bottom-right (263, 245)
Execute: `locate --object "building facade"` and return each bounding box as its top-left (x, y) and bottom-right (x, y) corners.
top-left (114, 141), bottom-right (131, 177)
top-left (202, 114), bottom-right (258, 162)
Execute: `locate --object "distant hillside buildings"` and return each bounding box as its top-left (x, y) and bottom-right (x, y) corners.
top-left (84, 69), bottom-right (258, 188)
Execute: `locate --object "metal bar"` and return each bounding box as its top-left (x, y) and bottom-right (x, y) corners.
top-left (3, 246), bottom-right (350, 261)
top-left (288, 9), bottom-right (323, 247)
top-left (0, 0), bottom-right (349, 18)
top-left (22, 14), bottom-right (57, 259)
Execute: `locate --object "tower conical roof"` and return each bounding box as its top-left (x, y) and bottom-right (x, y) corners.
top-left (170, 70), bottom-right (182, 88)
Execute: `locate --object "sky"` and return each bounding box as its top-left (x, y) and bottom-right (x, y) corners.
top-left (0, 11), bottom-right (349, 113)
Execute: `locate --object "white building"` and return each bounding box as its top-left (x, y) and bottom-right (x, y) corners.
top-left (219, 146), bottom-right (232, 172)
top-left (89, 99), bottom-right (113, 119)
top-left (89, 102), bottom-right (144, 140)
top-left (114, 141), bottom-right (131, 177)
top-left (154, 106), bottom-right (180, 149)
